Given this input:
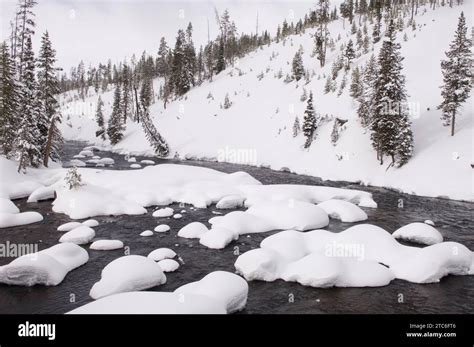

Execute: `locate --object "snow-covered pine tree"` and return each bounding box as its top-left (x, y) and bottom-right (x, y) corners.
top-left (292, 116), bottom-right (301, 137)
top-left (349, 66), bottom-right (362, 99)
top-left (223, 93), bottom-right (232, 109)
top-left (324, 74), bottom-right (333, 93)
top-left (315, 0), bottom-right (330, 67)
top-left (184, 22), bottom-right (197, 87)
top-left (0, 42), bottom-right (20, 158)
top-left (438, 11), bottom-right (472, 136)
top-left (303, 91), bottom-right (317, 148)
top-left (65, 166), bottom-right (82, 190)
top-left (107, 83), bottom-right (125, 145)
top-left (371, 20), bottom-right (413, 167)
top-left (344, 39), bottom-right (355, 70)
top-left (17, 36), bottom-right (42, 172)
top-left (140, 108), bottom-right (169, 157)
top-left (95, 96), bottom-right (106, 140)
top-left (14, 0), bottom-right (38, 77)
top-left (357, 54), bottom-right (377, 127)
top-left (292, 49), bottom-right (304, 81)
top-left (121, 63), bottom-right (132, 122)
top-left (171, 29), bottom-right (189, 96)
top-left (372, 2), bottom-right (382, 44)
top-left (37, 31), bottom-right (62, 166)
top-left (156, 37), bottom-right (170, 78)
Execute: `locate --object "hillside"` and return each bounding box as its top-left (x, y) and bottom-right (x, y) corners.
top-left (60, 3), bottom-right (473, 201)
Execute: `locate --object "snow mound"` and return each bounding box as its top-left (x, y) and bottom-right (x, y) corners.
top-left (79, 150), bottom-right (94, 157)
top-left (154, 224), bottom-right (170, 233)
top-left (27, 186), bottom-right (55, 203)
top-left (424, 220), bottom-right (435, 226)
top-left (175, 271), bottom-right (248, 313)
top-left (157, 259), bottom-right (180, 272)
top-left (57, 221), bottom-right (82, 231)
top-left (0, 198), bottom-right (19, 214)
top-left (90, 240), bottom-right (124, 250)
top-left (173, 213), bottom-right (183, 219)
top-left (141, 160), bottom-right (155, 165)
top-left (199, 227), bottom-right (239, 249)
top-left (82, 219), bottom-right (99, 227)
top-left (130, 164), bottom-right (142, 169)
top-left (127, 157), bottom-right (137, 163)
top-left (69, 159), bottom-right (86, 167)
top-left (152, 207), bottom-right (174, 217)
top-left (90, 255), bottom-right (166, 299)
top-left (216, 195), bottom-right (245, 209)
top-left (98, 157), bottom-right (114, 165)
top-left (0, 243), bottom-right (88, 286)
top-left (392, 222), bottom-right (443, 245)
top-left (140, 230), bottom-right (153, 237)
top-left (148, 248), bottom-right (176, 261)
top-left (68, 291), bottom-right (226, 314)
top-left (59, 225), bottom-right (95, 245)
top-left (0, 211), bottom-right (43, 228)
top-left (178, 222), bottom-right (209, 239)
top-left (317, 199), bottom-right (368, 222)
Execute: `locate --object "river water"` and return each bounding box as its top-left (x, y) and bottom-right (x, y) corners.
top-left (0, 141), bottom-right (472, 314)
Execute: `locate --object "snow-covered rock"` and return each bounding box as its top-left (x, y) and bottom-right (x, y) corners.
top-left (141, 160), bottom-right (155, 165)
top-left (0, 211), bottom-right (43, 228)
top-left (0, 198), bottom-right (19, 214)
top-left (216, 195), bottom-right (245, 209)
top-left (393, 222), bottom-right (443, 245)
top-left (59, 225), bottom-right (95, 245)
top-left (147, 248), bottom-right (176, 261)
top-left (424, 220), bottom-right (435, 226)
top-left (57, 221), bottom-right (82, 231)
top-left (130, 164), bottom-right (141, 169)
top-left (68, 292), bottom-right (226, 314)
top-left (152, 207), bottom-right (174, 217)
top-left (90, 240), bottom-right (124, 250)
top-left (79, 150), bottom-right (94, 157)
top-left (69, 159), bottom-right (86, 167)
top-left (82, 219), bottom-right (99, 227)
top-left (0, 243), bottom-right (88, 286)
top-left (173, 213), bottom-right (183, 219)
top-left (317, 199), bottom-right (368, 222)
top-left (178, 222), bottom-right (209, 239)
top-left (98, 157), bottom-right (114, 165)
top-left (27, 186), bottom-right (56, 203)
top-left (157, 259), bottom-right (180, 272)
top-left (199, 227), bottom-right (239, 249)
top-left (154, 224), bottom-right (170, 233)
top-left (127, 157), bottom-right (137, 163)
top-left (89, 255), bottom-right (166, 299)
top-left (175, 271), bottom-right (248, 313)
top-left (140, 230), bottom-right (153, 237)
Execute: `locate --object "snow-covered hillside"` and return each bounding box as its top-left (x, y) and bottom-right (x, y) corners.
top-left (60, 3), bottom-right (473, 201)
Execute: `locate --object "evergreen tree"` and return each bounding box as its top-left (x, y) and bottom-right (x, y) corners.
top-left (357, 54), bottom-right (377, 127)
top-left (140, 109), bottom-right (169, 157)
top-left (292, 116), bottom-right (301, 137)
top-left (171, 29), bottom-right (191, 95)
top-left (14, 0), bottom-right (38, 77)
top-left (303, 91), bottom-right (317, 148)
top-left (184, 22), bottom-right (197, 87)
top-left (140, 75), bottom-right (153, 111)
top-left (17, 35), bottom-right (41, 172)
top-left (95, 96), bottom-right (106, 140)
top-left (371, 21), bottom-right (413, 167)
top-left (215, 38), bottom-right (226, 74)
top-left (292, 49), bottom-right (305, 81)
top-left (65, 166), bottom-right (82, 190)
top-left (372, 2), bottom-right (382, 44)
top-left (314, 0), bottom-right (330, 67)
top-left (438, 12), bottom-right (472, 136)
top-left (344, 39), bottom-right (355, 70)
top-left (0, 42), bottom-right (19, 158)
top-left (37, 31), bottom-right (62, 166)
top-left (107, 83), bottom-right (125, 145)
top-left (349, 66), bottom-right (362, 99)
top-left (121, 63), bottom-right (132, 122)
top-left (156, 37), bottom-right (170, 78)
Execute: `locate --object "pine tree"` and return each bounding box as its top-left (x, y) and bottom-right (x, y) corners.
top-left (344, 39), bottom-right (355, 70)
top-left (349, 66), bottom-right (362, 99)
top-left (95, 96), bottom-right (106, 140)
top-left (292, 116), bottom-right (301, 137)
top-left (315, 0), bottom-right (330, 67)
top-left (438, 12), bottom-right (472, 136)
top-left (215, 38), bottom-right (226, 74)
top-left (372, 3), bottom-right (382, 44)
top-left (107, 83), bottom-right (125, 145)
top-left (37, 31), bottom-right (62, 166)
top-left (139, 75), bottom-right (153, 111)
top-left (14, 0), bottom-right (38, 77)
top-left (223, 93), bottom-right (232, 109)
top-left (17, 35), bottom-right (41, 172)
top-left (184, 22), bottom-right (197, 87)
top-left (303, 91), bottom-right (317, 148)
top-left (140, 109), bottom-right (169, 157)
top-left (357, 54), bottom-right (377, 127)
top-left (0, 42), bottom-right (19, 158)
top-left (121, 63), bottom-right (132, 122)
top-left (156, 37), bottom-right (170, 77)
top-left (371, 20), bottom-right (413, 167)
top-left (171, 29), bottom-right (190, 96)
top-left (292, 49), bottom-right (305, 81)
top-left (65, 166), bottom-right (82, 190)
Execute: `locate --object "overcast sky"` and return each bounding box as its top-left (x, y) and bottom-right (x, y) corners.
top-left (0, 0), bottom-right (326, 72)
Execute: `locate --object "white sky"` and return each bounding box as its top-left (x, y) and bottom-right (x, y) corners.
top-left (0, 0), bottom-right (330, 72)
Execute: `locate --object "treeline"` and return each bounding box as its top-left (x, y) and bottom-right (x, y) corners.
top-left (0, 0), bottom-right (62, 172)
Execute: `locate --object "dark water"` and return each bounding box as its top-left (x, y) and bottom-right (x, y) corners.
top-left (0, 141), bottom-right (473, 314)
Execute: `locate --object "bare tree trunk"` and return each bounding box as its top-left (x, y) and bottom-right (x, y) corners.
top-left (451, 110), bottom-right (456, 136)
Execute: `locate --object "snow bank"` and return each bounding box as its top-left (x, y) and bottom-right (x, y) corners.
top-left (392, 222), bottom-right (443, 245)
top-left (235, 225), bottom-right (473, 287)
top-left (317, 199), bottom-right (368, 222)
top-left (147, 248), bottom-right (176, 261)
top-left (0, 211), bottom-right (43, 228)
top-left (90, 255), bottom-right (166, 299)
top-left (0, 243), bottom-right (88, 286)
top-left (59, 225), bottom-right (95, 245)
top-left (68, 291), bottom-right (226, 314)
top-left (178, 222), bottom-right (209, 239)
top-left (157, 259), bottom-right (180, 272)
top-left (175, 271), bottom-right (248, 313)
top-left (90, 240), bottom-right (124, 250)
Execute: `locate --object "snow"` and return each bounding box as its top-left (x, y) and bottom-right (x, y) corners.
top-left (27, 186), bottom-right (55, 203)
top-left (69, 159), bottom-right (86, 167)
top-left (0, 243), bottom-right (88, 286)
top-left (178, 222), bottom-right (209, 239)
top-left (317, 199), bottom-right (368, 222)
top-left (141, 160), bottom-right (155, 165)
top-left (57, 221), bottom-right (82, 231)
top-left (0, 198), bottom-right (19, 214)
top-left (59, 4), bottom-right (473, 202)
top-left (154, 224), bottom-right (170, 233)
top-left (235, 225), bottom-right (473, 287)
top-left (89, 255), bottom-right (166, 299)
top-left (424, 220), bottom-right (435, 226)
top-left (392, 222), bottom-right (443, 245)
top-left (157, 259), bottom-right (180, 272)
top-left (175, 271), bottom-right (248, 313)
top-left (147, 248), bottom-right (176, 261)
top-left (90, 240), bottom-right (124, 250)
top-left (216, 195), bottom-right (245, 209)
top-left (140, 230), bottom-right (153, 237)
top-left (68, 291), bottom-right (226, 314)
top-left (0, 211), bottom-right (44, 228)
top-left (79, 150), bottom-right (94, 157)
top-left (59, 225), bottom-right (95, 245)
top-left (152, 207), bottom-right (174, 217)
top-left (173, 213), bottom-right (183, 219)
top-left (199, 227), bottom-right (239, 249)
top-left (127, 157), bottom-right (137, 163)
top-left (98, 157), bottom-right (114, 165)
top-left (130, 163), bottom-right (142, 169)
top-left (82, 219), bottom-right (99, 227)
